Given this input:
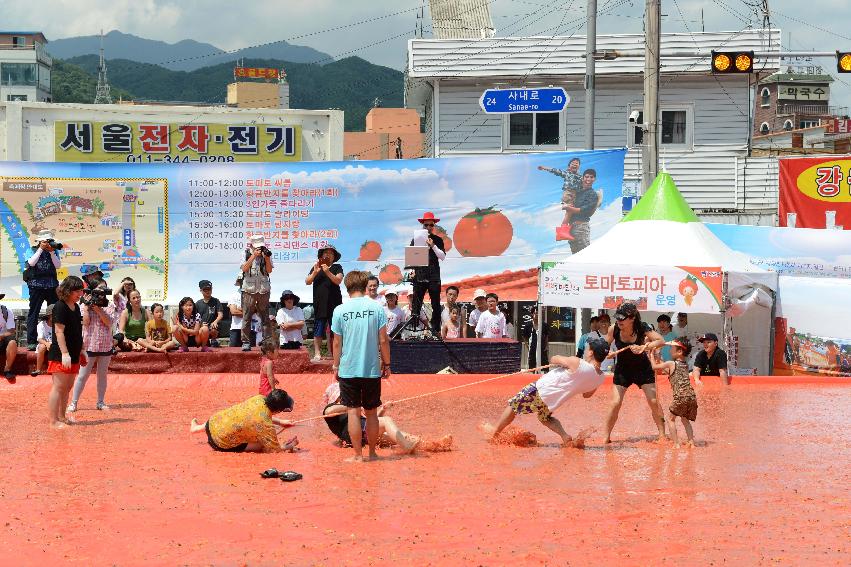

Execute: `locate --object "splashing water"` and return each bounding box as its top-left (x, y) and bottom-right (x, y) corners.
top-left (491, 425), bottom-right (537, 447)
top-left (419, 434), bottom-right (454, 453)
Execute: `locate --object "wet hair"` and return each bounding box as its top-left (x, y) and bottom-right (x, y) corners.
top-left (344, 270), bottom-right (369, 294)
top-left (485, 292), bottom-right (499, 301)
top-left (583, 168), bottom-right (597, 178)
top-left (673, 336), bottom-right (693, 358)
top-left (56, 275), bottom-right (85, 301)
top-left (657, 314), bottom-right (671, 324)
top-left (260, 338), bottom-right (277, 356)
top-left (446, 285), bottom-right (459, 294)
top-left (178, 297), bottom-right (196, 316)
top-left (264, 388), bottom-right (294, 413)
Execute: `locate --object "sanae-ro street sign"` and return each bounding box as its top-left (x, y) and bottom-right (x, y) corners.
top-left (479, 87), bottom-right (569, 114)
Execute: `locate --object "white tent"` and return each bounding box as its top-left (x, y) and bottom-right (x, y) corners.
top-left (539, 172), bottom-right (778, 374)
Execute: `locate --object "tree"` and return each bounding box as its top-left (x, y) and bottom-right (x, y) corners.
top-left (92, 197), bottom-right (105, 216)
top-left (24, 201), bottom-right (35, 221)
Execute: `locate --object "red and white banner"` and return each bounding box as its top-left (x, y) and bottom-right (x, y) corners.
top-left (539, 263), bottom-right (723, 313)
top-left (779, 155), bottom-right (851, 229)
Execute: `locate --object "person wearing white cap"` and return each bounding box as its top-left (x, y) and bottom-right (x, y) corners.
top-left (24, 229), bottom-right (62, 351)
top-left (466, 289), bottom-right (488, 338)
top-left (239, 235), bottom-right (274, 351)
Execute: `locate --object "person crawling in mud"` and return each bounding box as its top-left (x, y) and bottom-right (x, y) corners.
top-left (321, 382), bottom-right (420, 454)
top-left (190, 389), bottom-right (299, 453)
top-left (484, 338), bottom-right (609, 447)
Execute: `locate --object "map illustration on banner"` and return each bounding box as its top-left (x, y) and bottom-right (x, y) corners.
top-left (779, 155), bottom-right (851, 230)
top-left (0, 150), bottom-right (626, 303)
top-left (0, 177), bottom-right (167, 300)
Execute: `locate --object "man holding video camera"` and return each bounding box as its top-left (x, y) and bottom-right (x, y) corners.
top-left (239, 235), bottom-right (274, 351)
top-left (24, 230), bottom-right (62, 351)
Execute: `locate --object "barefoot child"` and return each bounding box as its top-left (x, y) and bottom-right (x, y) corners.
top-left (142, 303), bottom-right (177, 352)
top-left (648, 337), bottom-right (698, 447)
top-left (321, 382), bottom-right (419, 453)
top-left (258, 339), bottom-right (278, 395)
top-left (173, 297), bottom-right (210, 352)
top-left (190, 389), bottom-right (298, 453)
top-left (488, 338), bottom-right (609, 446)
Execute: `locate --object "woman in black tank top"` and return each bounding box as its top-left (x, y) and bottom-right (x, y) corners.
top-left (602, 303), bottom-right (666, 444)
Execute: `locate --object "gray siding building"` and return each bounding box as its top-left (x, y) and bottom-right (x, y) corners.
top-left (406, 29), bottom-right (782, 225)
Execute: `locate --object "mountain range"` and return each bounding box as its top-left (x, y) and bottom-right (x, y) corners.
top-left (48, 30), bottom-right (334, 72)
top-left (52, 55), bottom-right (404, 132)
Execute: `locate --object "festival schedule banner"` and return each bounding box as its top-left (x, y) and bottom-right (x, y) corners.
top-left (54, 121), bottom-right (301, 163)
top-left (779, 155), bottom-right (851, 229)
top-left (539, 263), bottom-right (723, 313)
top-left (0, 150), bottom-right (626, 303)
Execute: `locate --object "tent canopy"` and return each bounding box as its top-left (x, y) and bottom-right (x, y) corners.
top-left (562, 171), bottom-right (773, 275)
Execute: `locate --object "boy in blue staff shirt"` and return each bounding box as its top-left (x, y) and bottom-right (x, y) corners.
top-left (331, 270), bottom-right (391, 462)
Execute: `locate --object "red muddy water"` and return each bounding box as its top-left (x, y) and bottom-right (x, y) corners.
top-left (0, 373), bottom-right (849, 565)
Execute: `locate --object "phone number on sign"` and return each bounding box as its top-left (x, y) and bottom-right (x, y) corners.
top-left (125, 154), bottom-right (235, 163)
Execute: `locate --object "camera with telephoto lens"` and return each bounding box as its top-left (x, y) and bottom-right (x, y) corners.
top-left (46, 238), bottom-right (63, 250)
top-left (258, 246), bottom-right (272, 257)
top-left (81, 286), bottom-right (112, 307)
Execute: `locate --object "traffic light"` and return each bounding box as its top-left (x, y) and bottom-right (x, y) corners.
top-left (838, 51), bottom-right (851, 73)
top-left (711, 50), bottom-right (754, 73)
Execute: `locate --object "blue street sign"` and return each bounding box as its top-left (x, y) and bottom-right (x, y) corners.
top-left (479, 87), bottom-right (570, 114)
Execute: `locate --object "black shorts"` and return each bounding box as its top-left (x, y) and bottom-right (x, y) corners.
top-left (187, 335), bottom-right (198, 348)
top-left (613, 371), bottom-right (656, 389)
top-left (324, 412), bottom-right (367, 445)
top-left (205, 422), bottom-right (248, 453)
top-left (0, 335), bottom-right (16, 350)
top-left (339, 377), bottom-right (382, 410)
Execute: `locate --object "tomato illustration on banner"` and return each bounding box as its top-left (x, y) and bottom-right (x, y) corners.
top-left (676, 266), bottom-right (722, 309)
top-left (379, 263), bottom-right (403, 284)
top-left (454, 206), bottom-right (513, 257)
top-left (433, 224), bottom-right (453, 252)
top-left (358, 240), bottom-right (382, 261)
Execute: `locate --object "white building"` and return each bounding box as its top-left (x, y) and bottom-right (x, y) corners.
top-left (0, 31), bottom-right (52, 103)
top-left (0, 101), bottom-right (343, 162)
top-left (406, 29), bottom-right (782, 225)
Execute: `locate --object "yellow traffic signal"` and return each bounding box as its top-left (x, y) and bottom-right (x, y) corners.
top-left (711, 50), bottom-right (754, 73)
top-left (838, 51), bottom-right (851, 73)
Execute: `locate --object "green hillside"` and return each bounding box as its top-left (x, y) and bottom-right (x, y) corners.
top-left (53, 56), bottom-right (404, 131)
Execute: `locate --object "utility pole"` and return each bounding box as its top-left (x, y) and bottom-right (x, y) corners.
top-left (641, 0), bottom-right (660, 191)
top-left (584, 0), bottom-right (597, 150)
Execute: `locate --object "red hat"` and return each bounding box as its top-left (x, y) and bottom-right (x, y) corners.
top-left (418, 211), bottom-right (440, 224)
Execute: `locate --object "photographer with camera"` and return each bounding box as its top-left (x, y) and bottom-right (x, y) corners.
top-left (67, 273), bottom-right (120, 413)
top-left (24, 229), bottom-right (62, 351)
top-left (239, 235), bottom-right (274, 352)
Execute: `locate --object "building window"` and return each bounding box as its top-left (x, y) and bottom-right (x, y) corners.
top-left (800, 120), bottom-right (818, 129)
top-left (759, 122), bottom-right (769, 135)
top-left (12, 36), bottom-right (26, 48)
top-left (628, 105), bottom-right (693, 149)
top-left (38, 64), bottom-right (50, 91)
top-left (760, 87), bottom-right (770, 107)
top-left (6, 94), bottom-right (28, 101)
top-left (1, 63), bottom-right (37, 86)
top-left (784, 120), bottom-right (794, 131)
top-left (507, 112), bottom-right (561, 147)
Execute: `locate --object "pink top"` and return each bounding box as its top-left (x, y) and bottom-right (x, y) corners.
top-left (445, 322), bottom-right (461, 339)
top-left (258, 356), bottom-right (273, 396)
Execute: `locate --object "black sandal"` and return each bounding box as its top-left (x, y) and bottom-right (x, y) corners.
top-left (260, 468), bottom-right (280, 478)
top-left (279, 471), bottom-right (302, 482)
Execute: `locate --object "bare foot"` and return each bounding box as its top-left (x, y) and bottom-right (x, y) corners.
top-left (478, 421), bottom-right (496, 437)
top-left (51, 421), bottom-right (67, 429)
top-left (685, 440), bottom-right (696, 448)
top-left (282, 436), bottom-right (300, 452)
top-left (190, 418), bottom-right (199, 433)
top-left (560, 436), bottom-right (574, 448)
top-left (345, 455), bottom-right (364, 463)
top-left (397, 433), bottom-right (421, 454)
top-left (365, 451), bottom-right (380, 462)
top-left (62, 416), bottom-right (76, 425)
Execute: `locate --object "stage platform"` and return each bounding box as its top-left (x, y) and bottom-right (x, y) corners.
top-left (3, 347), bottom-right (333, 375)
top-left (390, 338), bottom-right (521, 374)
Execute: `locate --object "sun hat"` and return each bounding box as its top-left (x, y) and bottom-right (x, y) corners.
top-left (280, 290), bottom-right (301, 303)
top-left (33, 229), bottom-right (55, 242)
top-left (317, 245), bottom-right (342, 263)
top-left (248, 234), bottom-right (266, 248)
top-left (473, 289), bottom-right (487, 300)
top-left (418, 211), bottom-right (440, 224)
